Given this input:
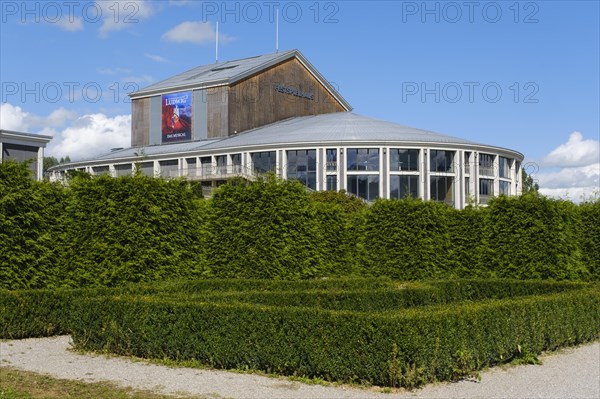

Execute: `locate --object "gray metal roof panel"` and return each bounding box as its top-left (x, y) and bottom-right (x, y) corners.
top-left (57, 113), bottom-right (522, 168)
top-left (128, 49), bottom-right (352, 111)
top-left (200, 112), bottom-right (481, 150)
top-left (130, 50), bottom-right (297, 96)
top-left (90, 139), bottom-right (221, 162)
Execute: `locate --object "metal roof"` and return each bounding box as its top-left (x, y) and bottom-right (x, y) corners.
top-left (201, 112), bottom-right (480, 149)
top-left (90, 139), bottom-right (221, 161)
top-left (0, 129), bottom-right (53, 143)
top-left (60, 112), bottom-right (523, 169)
top-left (129, 49), bottom-right (352, 111)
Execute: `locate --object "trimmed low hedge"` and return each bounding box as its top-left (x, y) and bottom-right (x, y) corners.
top-left (1, 279), bottom-right (593, 339)
top-left (70, 288), bottom-right (600, 387)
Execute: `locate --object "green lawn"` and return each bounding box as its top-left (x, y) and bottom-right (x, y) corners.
top-left (0, 367), bottom-right (207, 399)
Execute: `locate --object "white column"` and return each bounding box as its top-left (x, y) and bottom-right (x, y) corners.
top-left (37, 146), bottom-right (44, 180)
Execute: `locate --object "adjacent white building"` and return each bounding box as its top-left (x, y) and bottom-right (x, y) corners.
top-left (1, 129), bottom-right (52, 180)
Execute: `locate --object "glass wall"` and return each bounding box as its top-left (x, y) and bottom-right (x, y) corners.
top-left (251, 151), bottom-right (276, 173)
top-left (347, 148), bottom-right (379, 171)
top-left (138, 161), bottom-right (154, 177)
top-left (390, 175), bottom-right (419, 199)
top-left (326, 149), bottom-right (337, 171)
top-left (216, 155), bottom-right (227, 174)
top-left (499, 156), bottom-right (511, 178)
top-left (390, 149), bottom-right (419, 171)
top-left (115, 164), bottom-right (132, 177)
top-left (347, 175), bottom-right (379, 201)
top-left (464, 151), bottom-right (472, 175)
top-left (499, 180), bottom-right (510, 195)
top-left (229, 153), bottom-right (241, 173)
top-left (159, 160), bottom-right (178, 178)
top-left (92, 165), bottom-right (109, 175)
top-left (479, 178), bottom-right (494, 196)
top-left (479, 153), bottom-right (495, 176)
top-left (286, 149), bottom-right (317, 190)
top-left (200, 156), bottom-right (211, 175)
top-left (430, 176), bottom-right (454, 204)
top-left (430, 150), bottom-right (455, 172)
top-left (326, 175), bottom-right (337, 191)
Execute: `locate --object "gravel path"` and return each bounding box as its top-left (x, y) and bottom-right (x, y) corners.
top-left (1, 336), bottom-right (598, 399)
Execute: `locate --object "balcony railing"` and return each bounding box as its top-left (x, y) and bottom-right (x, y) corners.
top-left (162, 165), bottom-right (258, 181)
top-left (479, 166), bottom-right (495, 176)
top-left (479, 194), bottom-right (493, 205)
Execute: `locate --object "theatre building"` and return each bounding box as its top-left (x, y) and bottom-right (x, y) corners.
top-left (49, 49), bottom-right (523, 208)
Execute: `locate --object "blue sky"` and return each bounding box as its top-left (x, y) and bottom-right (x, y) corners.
top-left (1, 0), bottom-right (598, 200)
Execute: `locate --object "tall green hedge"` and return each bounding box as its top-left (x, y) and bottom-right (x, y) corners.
top-left (485, 194), bottom-right (588, 280)
top-left (359, 198), bottom-right (454, 279)
top-left (61, 173), bottom-right (207, 287)
top-left (204, 176), bottom-right (323, 279)
top-left (0, 161), bottom-right (67, 289)
top-left (447, 205), bottom-right (488, 278)
top-left (1, 160), bottom-right (599, 289)
top-left (579, 200), bottom-right (600, 279)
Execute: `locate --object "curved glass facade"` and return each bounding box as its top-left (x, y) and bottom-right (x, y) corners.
top-left (56, 142), bottom-right (522, 209)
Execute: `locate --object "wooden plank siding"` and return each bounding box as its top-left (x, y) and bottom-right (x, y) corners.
top-left (131, 98), bottom-right (150, 147)
top-left (227, 58), bottom-right (345, 136)
top-left (207, 86), bottom-right (229, 138)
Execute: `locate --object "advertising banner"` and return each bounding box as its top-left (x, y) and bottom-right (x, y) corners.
top-left (162, 91), bottom-right (192, 143)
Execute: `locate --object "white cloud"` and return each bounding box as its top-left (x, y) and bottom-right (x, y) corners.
top-left (169, 0), bottom-right (195, 6)
top-left (543, 131), bottom-right (600, 167)
top-left (536, 132), bottom-right (600, 203)
top-left (1, 103), bottom-right (130, 160)
top-left (145, 53), bottom-right (168, 63)
top-left (46, 113), bottom-right (131, 160)
top-left (162, 21), bottom-right (234, 45)
top-left (97, 0), bottom-right (154, 38)
top-left (0, 103), bottom-right (30, 131)
top-left (0, 103), bottom-right (76, 131)
top-left (55, 17), bottom-right (84, 32)
top-left (97, 67), bottom-right (132, 75)
top-left (44, 108), bottom-right (78, 127)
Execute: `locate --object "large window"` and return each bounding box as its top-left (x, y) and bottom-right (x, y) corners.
top-left (347, 148), bottom-right (379, 171)
top-left (347, 175), bottom-right (379, 201)
top-left (287, 150), bottom-right (317, 190)
top-left (115, 164), bottom-right (132, 177)
top-left (200, 157), bottom-right (211, 175)
top-left (251, 151), bottom-right (276, 173)
top-left (216, 155), bottom-right (227, 174)
top-left (430, 176), bottom-right (454, 204)
top-left (430, 150), bottom-right (455, 172)
top-left (326, 175), bottom-right (338, 191)
top-left (464, 151), bottom-right (472, 174)
top-left (479, 178), bottom-right (494, 196)
top-left (159, 160), bottom-right (178, 178)
top-left (185, 158), bottom-right (197, 177)
top-left (390, 149), bottom-right (419, 171)
top-left (390, 175), bottom-right (419, 199)
top-left (231, 153), bottom-right (242, 173)
top-left (479, 154), bottom-right (495, 176)
top-left (499, 157), bottom-right (511, 178)
top-left (138, 162), bottom-right (154, 177)
top-left (499, 180), bottom-right (510, 195)
top-left (326, 149), bottom-right (337, 171)
top-left (465, 177), bottom-right (471, 196)
top-left (92, 165), bottom-right (109, 175)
